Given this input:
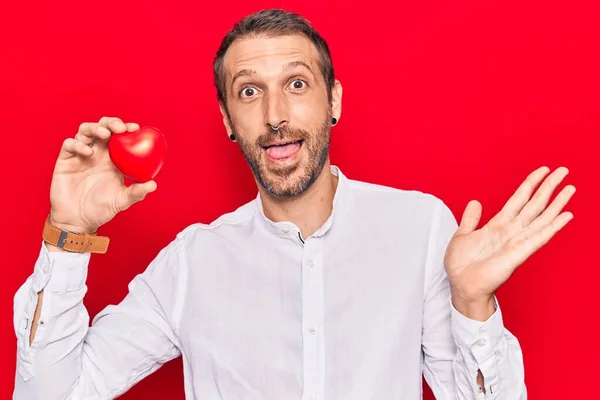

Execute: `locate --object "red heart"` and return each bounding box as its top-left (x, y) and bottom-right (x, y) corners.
top-left (107, 126), bottom-right (167, 183)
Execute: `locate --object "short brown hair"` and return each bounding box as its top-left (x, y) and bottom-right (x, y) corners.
top-left (213, 9), bottom-right (335, 108)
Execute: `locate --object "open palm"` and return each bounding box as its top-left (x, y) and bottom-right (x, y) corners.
top-left (444, 166), bottom-right (576, 303)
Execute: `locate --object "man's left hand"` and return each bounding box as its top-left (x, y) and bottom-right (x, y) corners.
top-left (444, 166), bottom-right (576, 321)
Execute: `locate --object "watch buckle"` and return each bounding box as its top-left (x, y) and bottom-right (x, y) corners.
top-left (56, 229), bottom-right (69, 249)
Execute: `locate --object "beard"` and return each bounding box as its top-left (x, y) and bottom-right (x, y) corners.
top-left (232, 114), bottom-right (332, 198)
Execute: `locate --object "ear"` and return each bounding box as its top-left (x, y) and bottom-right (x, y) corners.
top-left (219, 102), bottom-right (233, 139)
top-left (330, 79), bottom-right (343, 123)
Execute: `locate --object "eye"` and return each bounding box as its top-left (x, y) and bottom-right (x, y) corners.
top-left (289, 79), bottom-right (307, 90)
top-left (240, 86), bottom-right (259, 98)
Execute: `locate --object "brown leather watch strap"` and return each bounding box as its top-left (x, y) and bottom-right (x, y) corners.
top-left (42, 216), bottom-right (110, 254)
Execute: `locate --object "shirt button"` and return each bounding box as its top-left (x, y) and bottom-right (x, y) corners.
top-left (476, 338), bottom-right (487, 347)
top-left (308, 326), bottom-right (316, 335)
top-left (282, 227), bottom-right (290, 233)
top-left (307, 258), bottom-right (315, 268)
top-left (42, 265), bottom-right (49, 274)
top-left (309, 395), bottom-right (316, 400)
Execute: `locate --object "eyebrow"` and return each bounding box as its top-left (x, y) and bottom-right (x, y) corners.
top-left (231, 69), bottom-right (255, 88)
top-left (230, 61), bottom-right (314, 89)
top-left (283, 61), bottom-right (313, 74)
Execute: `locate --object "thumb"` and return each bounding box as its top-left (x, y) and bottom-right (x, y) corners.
top-left (456, 200), bottom-right (482, 235)
top-left (118, 180), bottom-right (158, 210)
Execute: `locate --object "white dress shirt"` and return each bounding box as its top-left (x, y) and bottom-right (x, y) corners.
top-left (13, 166), bottom-right (526, 399)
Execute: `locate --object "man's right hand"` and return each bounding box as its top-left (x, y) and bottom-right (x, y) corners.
top-left (48, 116), bottom-right (157, 240)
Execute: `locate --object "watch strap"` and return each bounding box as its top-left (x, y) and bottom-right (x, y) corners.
top-left (42, 216), bottom-right (110, 254)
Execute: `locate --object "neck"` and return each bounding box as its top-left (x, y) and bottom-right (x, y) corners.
top-left (260, 162), bottom-right (338, 239)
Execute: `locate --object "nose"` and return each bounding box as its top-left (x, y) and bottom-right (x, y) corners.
top-left (264, 91), bottom-right (289, 130)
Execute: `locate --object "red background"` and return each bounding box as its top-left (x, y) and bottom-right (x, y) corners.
top-left (1, 0), bottom-right (598, 398)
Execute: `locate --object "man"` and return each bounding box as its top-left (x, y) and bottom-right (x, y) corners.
top-left (13, 8), bottom-right (575, 400)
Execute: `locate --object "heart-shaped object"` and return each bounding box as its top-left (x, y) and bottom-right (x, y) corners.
top-left (107, 126), bottom-right (167, 183)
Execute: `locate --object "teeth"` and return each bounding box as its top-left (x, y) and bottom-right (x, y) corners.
top-left (268, 141), bottom-right (297, 147)
top-left (262, 140), bottom-right (302, 150)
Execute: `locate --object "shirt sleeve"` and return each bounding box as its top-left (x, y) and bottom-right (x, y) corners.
top-left (421, 200), bottom-right (527, 400)
top-left (13, 237), bottom-right (187, 399)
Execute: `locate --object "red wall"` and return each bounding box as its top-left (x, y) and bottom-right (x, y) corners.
top-left (1, 0), bottom-right (597, 398)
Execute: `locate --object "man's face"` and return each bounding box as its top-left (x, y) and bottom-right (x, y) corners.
top-left (220, 34), bottom-right (341, 198)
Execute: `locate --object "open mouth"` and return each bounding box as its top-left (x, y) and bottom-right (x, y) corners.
top-left (262, 140), bottom-right (303, 160)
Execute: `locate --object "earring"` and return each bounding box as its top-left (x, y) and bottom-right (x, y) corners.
top-left (229, 133), bottom-right (236, 141)
top-left (332, 117), bottom-right (338, 126)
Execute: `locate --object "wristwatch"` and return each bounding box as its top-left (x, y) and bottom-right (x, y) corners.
top-left (42, 215), bottom-right (110, 254)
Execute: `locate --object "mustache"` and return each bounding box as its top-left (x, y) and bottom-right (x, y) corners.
top-left (256, 126), bottom-right (309, 147)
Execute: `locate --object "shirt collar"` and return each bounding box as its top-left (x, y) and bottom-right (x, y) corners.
top-left (254, 165), bottom-right (349, 241)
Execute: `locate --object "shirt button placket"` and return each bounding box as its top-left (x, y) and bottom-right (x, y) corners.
top-left (301, 239), bottom-right (324, 400)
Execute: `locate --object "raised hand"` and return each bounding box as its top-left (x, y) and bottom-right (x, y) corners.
top-left (444, 166), bottom-right (575, 318)
top-left (49, 116), bottom-right (158, 234)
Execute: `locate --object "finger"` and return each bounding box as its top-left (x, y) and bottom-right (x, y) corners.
top-left (126, 122), bottom-right (140, 132)
top-left (491, 166), bottom-right (551, 225)
top-left (117, 180), bottom-right (158, 211)
top-left (128, 180), bottom-right (157, 200)
top-left (98, 116), bottom-right (127, 133)
top-left (516, 167), bottom-right (570, 226)
top-left (75, 123), bottom-right (95, 146)
top-left (508, 211), bottom-right (574, 267)
top-left (58, 138), bottom-right (94, 160)
top-left (77, 122), bottom-right (112, 145)
top-left (525, 184), bottom-right (576, 233)
top-left (456, 200), bottom-right (482, 235)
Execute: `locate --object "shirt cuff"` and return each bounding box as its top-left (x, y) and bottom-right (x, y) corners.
top-left (450, 296), bottom-right (505, 365)
top-left (32, 241), bottom-right (91, 292)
